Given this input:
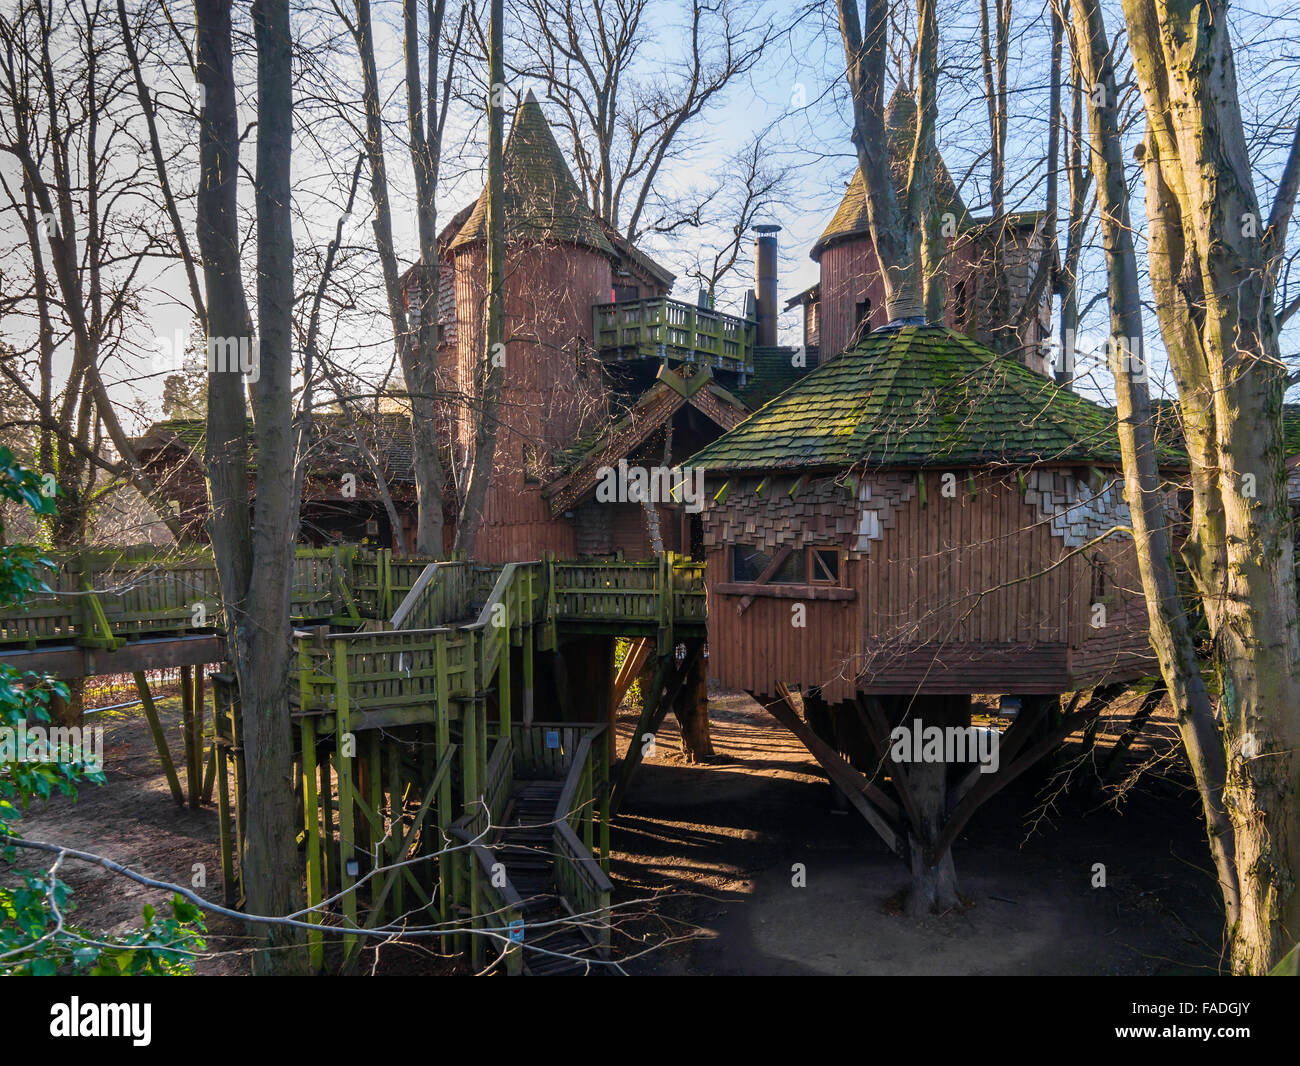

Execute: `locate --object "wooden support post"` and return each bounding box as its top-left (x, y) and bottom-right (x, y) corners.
top-left (522, 626), bottom-right (535, 727)
top-left (179, 665), bottom-right (199, 808)
top-left (301, 717), bottom-right (324, 971)
top-left (674, 639), bottom-right (714, 762)
top-left (367, 733), bottom-right (383, 919)
top-left (334, 646), bottom-right (360, 965)
top-left (498, 630), bottom-right (511, 739)
top-left (461, 696), bottom-right (480, 959)
top-left (388, 740), bottom-right (405, 919)
top-left (133, 671), bottom-right (184, 807)
top-left (610, 646), bottom-right (701, 814)
top-left (435, 634), bottom-right (452, 935)
top-left (319, 751), bottom-right (333, 898)
top-left (212, 676), bottom-right (237, 905)
top-left (598, 741), bottom-right (611, 874)
top-left (191, 666), bottom-right (206, 808)
top-left (761, 685), bottom-right (904, 858)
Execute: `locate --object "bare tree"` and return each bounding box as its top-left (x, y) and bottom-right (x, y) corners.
top-left (681, 132), bottom-right (793, 300)
top-left (1116, 0), bottom-right (1300, 974)
top-left (494, 0), bottom-right (783, 242)
top-left (194, 0), bottom-right (304, 975)
top-left (455, 0), bottom-right (505, 557)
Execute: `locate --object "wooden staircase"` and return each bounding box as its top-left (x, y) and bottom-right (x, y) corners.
top-left (496, 779), bottom-right (614, 976)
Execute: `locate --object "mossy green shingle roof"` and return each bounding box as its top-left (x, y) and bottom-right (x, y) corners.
top-left (688, 326), bottom-right (1177, 473)
top-left (449, 91), bottom-right (614, 256)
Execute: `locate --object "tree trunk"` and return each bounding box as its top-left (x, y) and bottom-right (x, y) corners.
top-left (673, 642), bottom-right (713, 762)
top-left (1117, 0), bottom-right (1300, 972)
top-left (899, 694), bottom-right (965, 917)
top-left (835, 0), bottom-right (922, 318)
top-left (1069, 0), bottom-right (1241, 930)
top-left (352, 0), bottom-right (445, 557)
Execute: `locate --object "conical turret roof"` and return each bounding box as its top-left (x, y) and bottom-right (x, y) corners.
top-left (812, 89), bottom-right (968, 261)
top-left (449, 90), bottom-right (614, 256)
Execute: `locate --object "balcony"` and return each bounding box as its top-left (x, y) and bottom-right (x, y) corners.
top-left (593, 297), bottom-right (756, 377)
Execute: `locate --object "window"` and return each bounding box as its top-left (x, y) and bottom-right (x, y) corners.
top-left (730, 544), bottom-right (844, 586)
top-left (730, 544), bottom-right (806, 584)
top-left (809, 548), bottom-right (841, 585)
top-left (613, 284), bottom-right (638, 303)
top-left (523, 444), bottom-right (544, 485)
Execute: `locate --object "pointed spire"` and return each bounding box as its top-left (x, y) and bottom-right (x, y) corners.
top-left (811, 87), bottom-right (967, 262)
top-left (449, 92), bottom-right (614, 255)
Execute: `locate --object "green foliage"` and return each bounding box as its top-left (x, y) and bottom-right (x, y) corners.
top-left (1270, 941), bottom-right (1300, 976)
top-left (0, 448), bottom-right (206, 975)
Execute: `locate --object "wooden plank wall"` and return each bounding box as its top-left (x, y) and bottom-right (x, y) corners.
top-left (704, 468), bottom-right (1154, 699)
top-left (450, 240), bottom-right (613, 562)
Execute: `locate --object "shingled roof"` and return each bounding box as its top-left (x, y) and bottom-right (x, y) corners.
top-left (449, 91), bottom-right (614, 257)
top-left (687, 326), bottom-right (1181, 474)
top-left (812, 89), bottom-right (968, 261)
top-left (544, 366), bottom-right (748, 515)
top-left (134, 414), bottom-right (417, 484)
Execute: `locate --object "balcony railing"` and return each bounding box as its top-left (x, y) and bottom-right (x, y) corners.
top-left (593, 297), bottom-right (755, 376)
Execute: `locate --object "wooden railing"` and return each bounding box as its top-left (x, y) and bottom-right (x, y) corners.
top-left (463, 563), bottom-right (542, 695)
top-left (294, 625), bottom-right (479, 728)
top-left (0, 545), bottom-right (353, 647)
top-left (593, 297), bottom-right (755, 374)
top-left (511, 721), bottom-right (594, 780)
top-left (449, 816), bottom-right (524, 975)
top-left (389, 560), bottom-right (475, 630)
top-left (0, 549), bottom-right (707, 658)
top-left (550, 724), bottom-right (612, 958)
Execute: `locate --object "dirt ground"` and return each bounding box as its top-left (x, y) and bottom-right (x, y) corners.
top-left (4, 688), bottom-right (1226, 976)
top-left (608, 689), bottom-right (1225, 976)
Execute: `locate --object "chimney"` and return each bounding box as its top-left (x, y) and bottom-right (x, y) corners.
top-left (754, 224), bottom-right (780, 347)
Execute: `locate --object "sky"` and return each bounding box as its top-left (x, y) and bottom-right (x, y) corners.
top-left (2, 0), bottom-right (1298, 435)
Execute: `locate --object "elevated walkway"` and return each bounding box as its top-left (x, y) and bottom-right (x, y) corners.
top-left (0, 546), bottom-right (696, 975)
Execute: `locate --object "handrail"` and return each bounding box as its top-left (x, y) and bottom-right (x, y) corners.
top-left (449, 817), bottom-right (524, 975)
top-left (551, 725), bottom-right (612, 958)
top-left (2, 549), bottom-right (707, 656)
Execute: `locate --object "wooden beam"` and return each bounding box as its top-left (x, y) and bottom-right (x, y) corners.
top-left (929, 696), bottom-right (1114, 865)
top-left (852, 694), bottom-right (922, 832)
top-left (611, 637), bottom-right (652, 710)
top-left (737, 546), bottom-right (794, 615)
top-left (1099, 686), bottom-right (1166, 781)
top-left (133, 671), bottom-right (184, 807)
top-left (610, 646), bottom-right (701, 814)
top-left (762, 685), bottom-right (904, 858)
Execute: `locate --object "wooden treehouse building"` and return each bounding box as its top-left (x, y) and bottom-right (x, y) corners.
top-left (687, 320), bottom-right (1178, 909)
top-left (0, 84), bottom-right (1171, 965)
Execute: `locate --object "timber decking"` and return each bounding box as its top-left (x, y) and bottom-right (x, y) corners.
top-left (0, 547), bottom-right (707, 681)
top-left (593, 296), bottom-right (756, 377)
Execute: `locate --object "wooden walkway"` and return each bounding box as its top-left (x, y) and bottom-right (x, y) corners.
top-left (0, 546), bottom-right (698, 975)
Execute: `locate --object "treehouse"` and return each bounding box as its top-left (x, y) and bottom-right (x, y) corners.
top-left (427, 91), bottom-right (796, 562)
top-left (686, 319), bottom-right (1179, 909)
top-left (785, 90), bottom-right (1055, 371)
top-left (688, 323), bottom-right (1165, 702)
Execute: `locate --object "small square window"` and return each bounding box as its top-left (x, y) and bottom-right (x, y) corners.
top-left (810, 548), bottom-right (840, 584)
